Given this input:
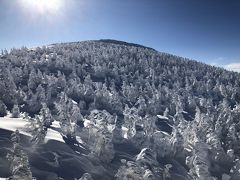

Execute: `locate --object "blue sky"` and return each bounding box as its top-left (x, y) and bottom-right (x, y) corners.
top-left (0, 0), bottom-right (239, 71)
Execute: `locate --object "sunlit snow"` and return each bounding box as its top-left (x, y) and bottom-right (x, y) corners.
top-left (0, 116), bottom-right (64, 143)
top-left (45, 128), bottom-right (64, 143)
top-left (83, 119), bottom-right (92, 127)
top-left (122, 126), bottom-right (128, 139)
top-left (0, 117), bottom-right (30, 136)
top-left (157, 115), bottom-right (169, 120)
top-left (51, 120), bottom-right (61, 129)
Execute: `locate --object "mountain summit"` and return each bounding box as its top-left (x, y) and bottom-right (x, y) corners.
top-left (0, 40), bottom-right (240, 180)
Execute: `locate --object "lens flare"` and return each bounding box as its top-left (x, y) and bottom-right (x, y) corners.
top-left (19, 0), bottom-right (63, 16)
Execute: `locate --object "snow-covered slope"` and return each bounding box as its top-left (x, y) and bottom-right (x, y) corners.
top-left (0, 40), bottom-right (240, 179)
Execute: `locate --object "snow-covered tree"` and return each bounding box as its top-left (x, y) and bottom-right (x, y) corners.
top-left (30, 115), bottom-right (48, 145)
top-left (39, 103), bottom-right (53, 128)
top-left (11, 104), bottom-right (20, 118)
top-left (7, 130), bottom-right (33, 180)
top-left (55, 92), bottom-right (76, 138)
top-left (0, 100), bottom-right (7, 117)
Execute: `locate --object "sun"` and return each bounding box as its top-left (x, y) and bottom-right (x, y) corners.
top-left (19, 0), bottom-right (63, 16)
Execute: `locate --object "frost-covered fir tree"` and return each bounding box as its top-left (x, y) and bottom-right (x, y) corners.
top-left (7, 130), bottom-right (33, 180)
top-left (30, 115), bottom-right (48, 145)
top-left (39, 103), bottom-right (53, 128)
top-left (0, 100), bottom-right (7, 117)
top-left (55, 92), bottom-right (76, 138)
top-left (11, 104), bottom-right (20, 118)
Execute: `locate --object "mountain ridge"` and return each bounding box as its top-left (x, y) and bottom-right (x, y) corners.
top-left (49, 39), bottom-right (156, 51)
top-left (38, 39), bottom-right (235, 74)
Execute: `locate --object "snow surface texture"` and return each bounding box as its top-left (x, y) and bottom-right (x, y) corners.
top-left (0, 40), bottom-right (240, 179)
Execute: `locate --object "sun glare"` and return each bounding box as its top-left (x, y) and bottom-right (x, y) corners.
top-left (19, 0), bottom-right (63, 16)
